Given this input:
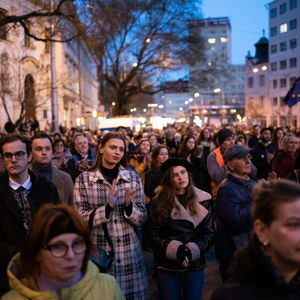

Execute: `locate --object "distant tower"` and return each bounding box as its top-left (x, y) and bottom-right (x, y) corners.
top-left (254, 36), bottom-right (268, 64)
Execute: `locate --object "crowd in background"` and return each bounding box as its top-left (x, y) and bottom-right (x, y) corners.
top-left (0, 121), bottom-right (300, 299)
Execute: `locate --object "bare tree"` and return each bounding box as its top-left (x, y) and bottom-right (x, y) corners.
top-left (0, 0), bottom-right (80, 42)
top-left (77, 0), bottom-right (204, 115)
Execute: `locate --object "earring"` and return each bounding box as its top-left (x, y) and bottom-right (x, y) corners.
top-left (263, 241), bottom-right (269, 247)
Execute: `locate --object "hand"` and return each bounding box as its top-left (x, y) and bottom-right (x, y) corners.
top-left (266, 152), bottom-right (275, 163)
top-left (124, 189), bottom-right (133, 207)
top-left (176, 245), bottom-right (192, 268)
top-left (267, 171), bottom-right (278, 181)
top-left (107, 179), bottom-right (118, 207)
top-left (143, 153), bottom-right (152, 165)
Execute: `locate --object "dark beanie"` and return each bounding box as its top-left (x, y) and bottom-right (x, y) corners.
top-left (161, 158), bottom-right (193, 175)
top-left (217, 128), bottom-right (234, 145)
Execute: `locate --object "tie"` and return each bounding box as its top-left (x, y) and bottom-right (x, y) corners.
top-left (16, 186), bottom-right (31, 231)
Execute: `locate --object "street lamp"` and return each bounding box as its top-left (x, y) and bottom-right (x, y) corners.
top-left (214, 88), bottom-right (225, 106)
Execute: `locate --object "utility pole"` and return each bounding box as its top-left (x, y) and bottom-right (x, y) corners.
top-left (50, 0), bottom-right (58, 132)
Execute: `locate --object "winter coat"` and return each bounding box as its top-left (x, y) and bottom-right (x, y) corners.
top-left (272, 150), bottom-right (297, 178)
top-left (0, 170), bottom-right (60, 295)
top-left (144, 168), bottom-right (162, 200)
top-left (73, 166), bottom-right (149, 300)
top-left (251, 141), bottom-right (278, 179)
top-left (146, 187), bottom-right (215, 271)
top-left (2, 254), bottom-right (124, 300)
top-left (216, 174), bottom-right (256, 237)
top-left (211, 236), bottom-right (300, 300)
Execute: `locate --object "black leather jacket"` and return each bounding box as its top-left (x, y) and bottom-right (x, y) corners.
top-left (145, 188), bottom-right (215, 271)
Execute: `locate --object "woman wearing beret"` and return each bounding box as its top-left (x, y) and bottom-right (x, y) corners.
top-left (145, 158), bottom-right (215, 300)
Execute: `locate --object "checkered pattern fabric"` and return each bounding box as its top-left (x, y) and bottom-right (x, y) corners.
top-left (74, 166), bottom-right (149, 300)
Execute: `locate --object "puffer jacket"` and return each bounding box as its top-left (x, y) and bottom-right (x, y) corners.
top-left (2, 254), bottom-right (124, 300)
top-left (145, 187), bottom-right (215, 271)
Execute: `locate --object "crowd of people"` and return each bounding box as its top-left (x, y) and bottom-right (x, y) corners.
top-left (0, 122), bottom-right (300, 299)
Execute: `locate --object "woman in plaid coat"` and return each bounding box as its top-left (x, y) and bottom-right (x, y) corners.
top-left (73, 133), bottom-right (149, 300)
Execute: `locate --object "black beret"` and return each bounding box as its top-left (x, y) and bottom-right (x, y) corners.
top-left (161, 158), bottom-right (193, 175)
top-left (223, 145), bottom-right (251, 163)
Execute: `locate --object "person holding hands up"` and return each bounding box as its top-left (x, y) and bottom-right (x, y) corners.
top-left (74, 132), bottom-right (149, 300)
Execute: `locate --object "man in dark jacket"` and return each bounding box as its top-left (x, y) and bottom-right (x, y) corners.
top-left (0, 134), bottom-right (60, 295)
top-left (251, 127), bottom-right (278, 179)
top-left (215, 145), bottom-right (256, 281)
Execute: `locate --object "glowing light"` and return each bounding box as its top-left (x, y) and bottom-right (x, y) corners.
top-left (214, 88), bottom-right (221, 93)
top-left (208, 38), bottom-right (216, 44)
top-left (133, 62), bottom-right (138, 67)
top-left (112, 102), bottom-right (116, 106)
top-left (194, 93), bottom-right (200, 97)
top-left (253, 68), bottom-right (259, 73)
top-left (146, 38), bottom-right (151, 43)
top-left (262, 66), bottom-right (267, 71)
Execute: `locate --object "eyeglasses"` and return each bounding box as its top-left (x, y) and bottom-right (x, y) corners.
top-left (45, 239), bottom-right (86, 258)
top-left (3, 151), bottom-right (26, 160)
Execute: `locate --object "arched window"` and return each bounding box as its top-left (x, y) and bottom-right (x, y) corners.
top-left (24, 74), bottom-right (36, 119)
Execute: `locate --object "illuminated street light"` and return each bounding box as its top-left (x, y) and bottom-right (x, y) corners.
top-left (112, 102), bottom-right (116, 106)
top-left (184, 100), bottom-right (189, 105)
top-left (146, 38), bottom-right (151, 43)
top-left (143, 109), bottom-right (147, 112)
top-left (194, 92), bottom-right (200, 97)
top-left (253, 68), bottom-right (259, 73)
top-left (133, 62), bottom-right (138, 67)
top-left (179, 107), bottom-right (183, 110)
top-left (189, 98), bottom-right (193, 102)
top-left (214, 88), bottom-right (221, 93)
top-left (262, 66), bottom-right (267, 71)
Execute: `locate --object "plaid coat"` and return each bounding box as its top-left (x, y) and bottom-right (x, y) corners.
top-left (73, 166), bottom-right (149, 300)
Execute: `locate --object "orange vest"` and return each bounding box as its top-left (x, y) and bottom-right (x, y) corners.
top-left (211, 147), bottom-right (224, 197)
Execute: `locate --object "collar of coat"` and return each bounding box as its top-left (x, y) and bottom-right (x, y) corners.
top-left (171, 187), bottom-right (211, 228)
top-left (91, 165), bottom-right (131, 183)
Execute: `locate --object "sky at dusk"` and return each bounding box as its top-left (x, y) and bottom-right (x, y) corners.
top-left (202, 0), bottom-right (269, 65)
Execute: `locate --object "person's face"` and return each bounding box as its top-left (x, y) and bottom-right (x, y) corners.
top-left (149, 136), bottom-right (158, 146)
top-left (227, 154), bottom-right (252, 177)
top-left (186, 138), bottom-right (196, 151)
top-left (277, 130), bottom-right (284, 140)
top-left (139, 141), bottom-right (151, 154)
top-left (261, 130), bottom-right (272, 143)
top-left (286, 137), bottom-right (300, 153)
top-left (253, 126), bottom-right (260, 136)
top-left (157, 148), bottom-right (169, 165)
top-left (74, 136), bottom-right (88, 156)
top-left (54, 142), bottom-right (64, 154)
top-left (203, 129), bottom-right (210, 139)
top-left (221, 136), bottom-right (235, 150)
top-left (255, 199), bottom-right (300, 271)
top-left (172, 166), bottom-right (189, 192)
top-left (2, 140), bottom-right (31, 178)
top-left (32, 138), bottom-right (53, 165)
top-left (100, 138), bottom-right (125, 168)
top-left (38, 233), bottom-right (85, 282)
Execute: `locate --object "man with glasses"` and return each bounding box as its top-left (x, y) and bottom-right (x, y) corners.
top-left (214, 145), bottom-right (257, 281)
top-left (0, 134), bottom-right (60, 295)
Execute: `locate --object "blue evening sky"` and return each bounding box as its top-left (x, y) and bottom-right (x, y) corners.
top-left (202, 0), bottom-right (269, 65)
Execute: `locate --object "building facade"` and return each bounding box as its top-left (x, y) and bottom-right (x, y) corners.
top-left (268, 0), bottom-right (300, 127)
top-left (0, 0), bottom-right (100, 131)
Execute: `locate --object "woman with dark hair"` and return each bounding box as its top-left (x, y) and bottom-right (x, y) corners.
top-left (74, 132), bottom-right (149, 299)
top-left (144, 145), bottom-right (169, 201)
top-left (2, 204), bottom-right (124, 300)
top-left (52, 138), bottom-right (74, 173)
top-left (177, 135), bottom-right (207, 191)
top-left (146, 158), bottom-right (214, 300)
top-left (211, 179), bottom-right (300, 299)
top-left (272, 127), bottom-right (285, 151)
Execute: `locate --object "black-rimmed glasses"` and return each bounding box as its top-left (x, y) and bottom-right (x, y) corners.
top-left (3, 151), bottom-right (26, 160)
top-left (45, 239), bottom-right (86, 258)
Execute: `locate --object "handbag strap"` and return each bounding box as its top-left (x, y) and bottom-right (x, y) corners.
top-left (88, 209), bottom-right (114, 253)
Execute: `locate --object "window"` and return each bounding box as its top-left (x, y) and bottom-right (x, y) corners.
top-left (259, 75), bottom-right (265, 87)
top-left (280, 41), bottom-right (287, 51)
top-left (270, 26), bottom-right (277, 36)
top-left (43, 110), bottom-right (48, 119)
top-left (0, 9), bottom-right (7, 40)
top-left (273, 97), bottom-right (278, 106)
top-left (272, 80), bottom-right (278, 89)
top-left (280, 60), bottom-right (287, 69)
top-left (290, 38), bottom-right (297, 49)
top-left (271, 44), bottom-right (277, 53)
top-left (220, 37), bottom-right (228, 43)
top-left (280, 78), bottom-right (287, 88)
top-left (289, 19), bottom-right (297, 30)
top-left (24, 21), bottom-right (31, 47)
top-left (248, 77), bottom-right (254, 88)
top-left (280, 23), bottom-right (288, 33)
top-left (271, 62), bottom-right (277, 71)
top-left (290, 77), bottom-right (297, 86)
top-left (280, 3), bottom-right (287, 14)
top-left (280, 97), bottom-right (285, 107)
top-left (270, 7), bottom-right (277, 18)
top-left (290, 0), bottom-right (297, 9)
top-left (208, 38), bottom-right (216, 44)
top-left (290, 57), bottom-right (297, 68)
